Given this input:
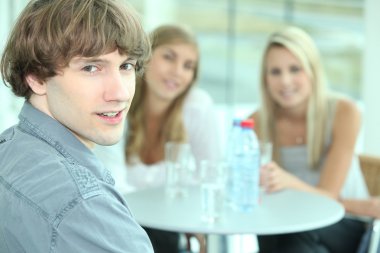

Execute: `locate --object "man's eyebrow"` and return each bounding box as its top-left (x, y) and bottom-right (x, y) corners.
top-left (71, 57), bottom-right (106, 65)
top-left (162, 47), bottom-right (176, 55)
top-left (71, 56), bottom-right (136, 65)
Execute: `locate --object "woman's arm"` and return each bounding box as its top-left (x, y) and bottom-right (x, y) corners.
top-left (341, 197), bottom-right (380, 219)
top-left (317, 98), bottom-right (361, 198)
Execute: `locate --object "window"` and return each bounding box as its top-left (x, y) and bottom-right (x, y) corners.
top-left (129, 0), bottom-right (364, 104)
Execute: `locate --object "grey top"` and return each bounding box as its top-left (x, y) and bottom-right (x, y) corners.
top-left (280, 98), bottom-right (368, 200)
top-left (0, 102), bottom-right (153, 253)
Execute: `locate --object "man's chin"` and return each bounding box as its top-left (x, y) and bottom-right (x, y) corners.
top-left (97, 139), bottom-right (120, 146)
top-left (94, 134), bottom-right (122, 147)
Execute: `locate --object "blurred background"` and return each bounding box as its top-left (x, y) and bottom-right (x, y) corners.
top-left (0, 0), bottom-right (379, 156)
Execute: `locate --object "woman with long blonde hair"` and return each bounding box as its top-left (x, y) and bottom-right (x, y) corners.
top-left (251, 26), bottom-right (372, 253)
top-left (96, 24), bottom-right (218, 253)
top-left (125, 24), bottom-right (219, 189)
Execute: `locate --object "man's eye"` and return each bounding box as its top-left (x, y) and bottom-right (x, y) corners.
top-left (121, 63), bottom-right (135, 71)
top-left (163, 53), bottom-right (174, 61)
top-left (82, 65), bottom-right (98, 73)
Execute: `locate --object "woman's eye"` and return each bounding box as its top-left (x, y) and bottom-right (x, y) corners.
top-left (82, 65), bottom-right (99, 73)
top-left (121, 63), bottom-right (135, 71)
top-left (290, 65), bottom-right (301, 73)
top-left (184, 62), bottom-right (195, 71)
top-left (269, 68), bottom-right (280, 75)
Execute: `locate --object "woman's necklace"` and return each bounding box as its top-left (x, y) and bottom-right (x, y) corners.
top-left (277, 113), bottom-right (306, 146)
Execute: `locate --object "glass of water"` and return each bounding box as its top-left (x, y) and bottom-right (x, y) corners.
top-left (259, 141), bottom-right (273, 166)
top-left (199, 160), bottom-right (226, 223)
top-left (259, 141), bottom-right (272, 199)
top-left (165, 142), bottom-right (193, 198)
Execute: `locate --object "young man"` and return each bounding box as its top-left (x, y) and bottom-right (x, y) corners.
top-left (0, 0), bottom-right (153, 252)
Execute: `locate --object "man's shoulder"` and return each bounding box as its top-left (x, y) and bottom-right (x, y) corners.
top-left (0, 123), bottom-right (50, 151)
top-left (0, 125), bottom-right (16, 143)
top-left (0, 125), bottom-right (63, 176)
top-left (0, 126), bottom-right (103, 218)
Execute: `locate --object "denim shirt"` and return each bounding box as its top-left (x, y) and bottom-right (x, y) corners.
top-left (0, 102), bottom-right (153, 253)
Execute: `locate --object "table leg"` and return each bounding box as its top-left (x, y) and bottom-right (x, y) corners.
top-left (207, 235), bottom-right (259, 253)
top-left (207, 234), bottom-right (225, 253)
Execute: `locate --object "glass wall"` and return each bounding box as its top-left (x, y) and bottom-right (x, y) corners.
top-left (129, 0), bottom-right (364, 105)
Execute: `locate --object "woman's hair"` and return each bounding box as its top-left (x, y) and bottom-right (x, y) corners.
top-left (125, 24), bottom-right (199, 164)
top-left (1, 0), bottom-right (150, 99)
top-left (259, 26), bottom-right (328, 169)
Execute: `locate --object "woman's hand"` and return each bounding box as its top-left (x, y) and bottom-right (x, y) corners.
top-left (368, 197), bottom-right (380, 219)
top-left (260, 162), bottom-right (301, 193)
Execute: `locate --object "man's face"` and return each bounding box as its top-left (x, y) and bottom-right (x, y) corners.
top-left (34, 50), bottom-right (137, 148)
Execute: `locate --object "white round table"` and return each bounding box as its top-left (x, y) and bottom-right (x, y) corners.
top-left (124, 186), bottom-right (344, 235)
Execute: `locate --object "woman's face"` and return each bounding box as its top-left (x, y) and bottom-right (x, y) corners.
top-left (265, 46), bottom-right (312, 111)
top-left (144, 42), bottom-right (198, 102)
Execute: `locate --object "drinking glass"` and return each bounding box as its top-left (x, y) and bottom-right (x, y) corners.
top-left (165, 142), bottom-right (193, 198)
top-left (259, 141), bottom-right (273, 166)
top-left (259, 141), bottom-right (272, 200)
top-left (199, 160), bottom-right (226, 223)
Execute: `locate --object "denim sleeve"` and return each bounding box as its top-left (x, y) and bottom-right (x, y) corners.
top-left (52, 194), bottom-right (153, 253)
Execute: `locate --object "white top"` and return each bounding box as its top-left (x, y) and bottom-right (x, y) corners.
top-left (124, 186), bottom-right (344, 235)
top-left (93, 87), bottom-right (221, 194)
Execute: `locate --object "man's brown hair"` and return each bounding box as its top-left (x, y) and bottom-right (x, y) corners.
top-left (1, 0), bottom-right (151, 99)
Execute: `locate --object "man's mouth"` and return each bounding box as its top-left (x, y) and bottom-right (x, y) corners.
top-left (98, 112), bottom-right (119, 117)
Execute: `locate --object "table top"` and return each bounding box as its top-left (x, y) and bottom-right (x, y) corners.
top-left (124, 186), bottom-right (344, 235)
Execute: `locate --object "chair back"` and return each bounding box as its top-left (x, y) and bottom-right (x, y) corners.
top-left (359, 155), bottom-right (380, 196)
top-left (358, 155), bottom-right (380, 253)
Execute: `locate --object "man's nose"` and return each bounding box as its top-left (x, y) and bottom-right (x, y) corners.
top-left (103, 72), bottom-right (133, 102)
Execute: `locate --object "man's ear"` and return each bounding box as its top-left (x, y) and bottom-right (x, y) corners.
top-left (25, 74), bottom-right (47, 95)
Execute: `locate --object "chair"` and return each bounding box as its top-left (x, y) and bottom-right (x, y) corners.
top-left (184, 233), bottom-right (206, 253)
top-left (359, 154), bottom-right (380, 253)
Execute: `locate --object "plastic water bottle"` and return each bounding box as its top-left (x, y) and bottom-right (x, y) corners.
top-left (229, 119), bottom-right (260, 212)
top-left (226, 118), bottom-right (242, 163)
top-left (225, 118), bottom-right (242, 204)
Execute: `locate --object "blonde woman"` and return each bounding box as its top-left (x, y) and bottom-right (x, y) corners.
top-left (125, 25), bottom-right (219, 187)
top-left (125, 23), bottom-right (219, 253)
top-left (251, 26), bottom-right (371, 253)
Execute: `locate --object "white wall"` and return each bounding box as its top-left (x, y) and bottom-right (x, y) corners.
top-left (143, 0), bottom-right (177, 32)
top-left (0, 1), bottom-right (10, 133)
top-left (361, 0), bottom-right (380, 156)
top-left (0, 1), bottom-right (25, 133)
